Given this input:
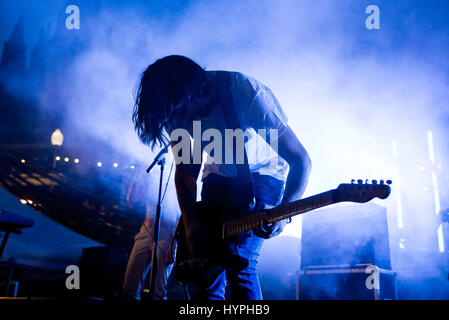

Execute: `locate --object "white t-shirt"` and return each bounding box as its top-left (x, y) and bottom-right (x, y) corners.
top-left (169, 71), bottom-right (289, 182)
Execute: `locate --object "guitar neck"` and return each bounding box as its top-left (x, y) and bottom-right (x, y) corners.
top-left (225, 190), bottom-right (335, 237)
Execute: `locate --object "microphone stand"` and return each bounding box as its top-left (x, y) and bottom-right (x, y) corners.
top-left (146, 144), bottom-right (169, 300)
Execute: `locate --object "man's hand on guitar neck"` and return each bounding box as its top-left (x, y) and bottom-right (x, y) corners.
top-left (253, 204), bottom-right (289, 239)
top-left (253, 220), bottom-right (289, 239)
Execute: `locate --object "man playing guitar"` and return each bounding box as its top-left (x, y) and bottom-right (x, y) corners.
top-left (132, 55), bottom-right (311, 300)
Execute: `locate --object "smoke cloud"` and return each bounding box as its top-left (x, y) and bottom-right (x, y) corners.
top-left (1, 0), bottom-right (448, 298)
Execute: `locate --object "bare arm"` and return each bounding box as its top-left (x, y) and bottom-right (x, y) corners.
top-left (174, 162), bottom-right (201, 230)
top-left (277, 125), bottom-right (311, 205)
top-left (171, 140), bottom-right (204, 256)
top-left (254, 125), bottom-right (311, 238)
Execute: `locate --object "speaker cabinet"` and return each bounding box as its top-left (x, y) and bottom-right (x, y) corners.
top-left (301, 203), bottom-right (391, 270)
top-left (297, 265), bottom-right (397, 300)
top-left (80, 246), bottom-right (129, 299)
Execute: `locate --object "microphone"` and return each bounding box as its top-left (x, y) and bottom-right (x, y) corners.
top-left (146, 143), bottom-right (169, 173)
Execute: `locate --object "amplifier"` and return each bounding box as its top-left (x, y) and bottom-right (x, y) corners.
top-left (80, 246), bottom-right (129, 299)
top-left (301, 202), bottom-right (391, 270)
top-left (296, 264), bottom-right (397, 300)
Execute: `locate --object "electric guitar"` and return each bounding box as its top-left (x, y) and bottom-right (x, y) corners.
top-left (174, 179), bottom-right (392, 285)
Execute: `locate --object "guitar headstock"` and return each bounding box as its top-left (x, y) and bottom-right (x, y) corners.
top-left (334, 179), bottom-right (392, 203)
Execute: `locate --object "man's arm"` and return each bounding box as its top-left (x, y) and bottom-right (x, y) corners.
top-left (254, 125), bottom-right (311, 238)
top-left (174, 162), bottom-right (201, 229)
top-left (171, 140), bottom-right (204, 256)
top-left (277, 125), bottom-right (311, 205)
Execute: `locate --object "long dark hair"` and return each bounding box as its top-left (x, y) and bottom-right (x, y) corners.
top-left (132, 55), bottom-right (208, 149)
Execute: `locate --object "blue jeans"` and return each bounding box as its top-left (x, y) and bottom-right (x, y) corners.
top-left (195, 173), bottom-right (285, 300)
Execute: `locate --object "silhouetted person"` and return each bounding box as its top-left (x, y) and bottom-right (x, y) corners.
top-left (122, 168), bottom-right (179, 300)
top-left (132, 55), bottom-right (311, 300)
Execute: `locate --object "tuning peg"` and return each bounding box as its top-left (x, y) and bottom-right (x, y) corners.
top-left (386, 180), bottom-right (392, 185)
top-left (365, 179), bottom-right (369, 184)
top-left (351, 179), bottom-right (355, 184)
top-left (379, 179), bottom-right (384, 185)
top-left (357, 179), bottom-right (363, 184)
top-left (372, 180), bottom-right (377, 184)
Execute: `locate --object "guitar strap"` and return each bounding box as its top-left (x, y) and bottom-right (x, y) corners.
top-left (215, 71), bottom-right (255, 209)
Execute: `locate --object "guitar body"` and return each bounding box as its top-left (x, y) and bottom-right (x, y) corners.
top-left (174, 174), bottom-right (257, 285)
top-left (174, 202), bottom-right (252, 285)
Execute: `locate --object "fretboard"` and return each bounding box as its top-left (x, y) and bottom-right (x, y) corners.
top-left (225, 190), bottom-right (335, 237)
